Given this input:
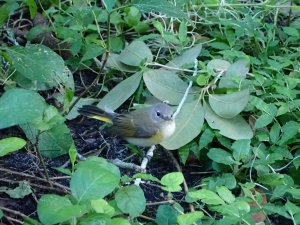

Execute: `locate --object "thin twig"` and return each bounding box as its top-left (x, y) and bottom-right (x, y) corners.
top-left (173, 59), bottom-right (198, 118)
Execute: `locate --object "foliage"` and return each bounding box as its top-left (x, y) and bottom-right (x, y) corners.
top-left (0, 0), bottom-right (300, 224)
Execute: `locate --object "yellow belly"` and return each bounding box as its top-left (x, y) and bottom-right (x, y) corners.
top-left (125, 121), bottom-right (176, 146)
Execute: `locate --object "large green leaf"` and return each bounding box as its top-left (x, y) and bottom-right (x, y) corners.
top-left (115, 185), bottom-right (146, 217)
top-left (143, 69), bottom-right (193, 105)
top-left (204, 102), bottom-right (253, 140)
top-left (102, 0), bottom-right (116, 12)
top-left (165, 44), bottom-right (202, 69)
top-left (207, 148), bottom-right (238, 165)
top-left (37, 194), bottom-right (85, 225)
top-left (106, 53), bottom-right (139, 72)
top-left (207, 59), bottom-right (231, 74)
top-left (208, 89), bottom-right (250, 118)
top-left (155, 205), bottom-right (177, 225)
top-left (132, 0), bottom-right (189, 19)
top-left (70, 157), bottom-right (120, 202)
top-left (5, 44), bottom-right (65, 89)
top-left (161, 99), bottom-right (204, 150)
top-left (119, 41), bottom-right (153, 66)
top-left (218, 59), bottom-right (249, 88)
top-left (38, 123), bottom-right (73, 158)
top-left (0, 137), bottom-right (26, 157)
top-left (186, 189), bottom-right (225, 205)
top-left (0, 88), bottom-right (46, 129)
top-left (98, 72), bottom-right (142, 111)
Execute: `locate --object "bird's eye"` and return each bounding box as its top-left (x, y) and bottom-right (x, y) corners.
top-left (156, 111), bottom-right (161, 117)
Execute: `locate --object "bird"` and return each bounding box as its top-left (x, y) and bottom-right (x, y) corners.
top-left (78, 102), bottom-right (176, 146)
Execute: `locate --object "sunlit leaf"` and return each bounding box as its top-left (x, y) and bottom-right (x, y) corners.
top-left (0, 137), bottom-right (26, 157)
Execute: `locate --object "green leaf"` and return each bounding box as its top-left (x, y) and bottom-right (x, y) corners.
top-left (209, 89), bottom-right (250, 118)
top-left (132, 0), bottom-right (189, 19)
top-left (270, 123), bottom-right (281, 144)
top-left (119, 41), bottom-right (153, 66)
top-left (231, 139), bottom-right (251, 162)
top-left (161, 172), bottom-right (184, 192)
top-left (115, 185), bottom-right (146, 217)
top-left (70, 157), bottom-right (120, 202)
top-left (37, 194), bottom-right (84, 225)
top-left (161, 100), bottom-right (204, 150)
top-left (207, 148), bottom-right (238, 165)
top-left (81, 44), bottom-right (105, 61)
top-left (283, 27), bottom-right (299, 37)
top-left (216, 186), bottom-right (235, 204)
top-left (0, 88), bottom-right (46, 129)
top-left (287, 188), bottom-right (300, 200)
top-left (66, 97), bottom-right (97, 120)
top-left (0, 209), bottom-right (3, 219)
top-left (155, 205), bottom-right (177, 225)
top-left (36, 123), bottom-right (73, 158)
top-left (198, 128), bottom-right (214, 151)
top-left (165, 44), bottom-right (202, 69)
top-left (218, 59), bottom-right (250, 88)
top-left (102, 0), bottom-right (116, 12)
top-left (91, 199), bottom-right (115, 216)
top-left (0, 1), bottom-right (19, 25)
top-left (0, 181), bottom-right (32, 198)
top-left (178, 22), bottom-right (187, 43)
top-left (186, 189), bottom-right (225, 205)
top-left (98, 72), bottom-right (142, 111)
top-left (207, 59), bottom-right (231, 74)
top-left (258, 173), bottom-right (285, 186)
top-left (6, 44), bottom-right (65, 89)
top-left (278, 121), bottom-right (299, 145)
top-left (124, 6), bottom-right (141, 26)
top-left (177, 211), bottom-right (204, 225)
top-left (143, 69), bottom-right (193, 105)
top-left (0, 137), bottom-right (26, 157)
top-left (106, 53), bottom-right (139, 72)
top-left (107, 218), bottom-right (131, 225)
top-left (254, 104), bottom-right (277, 129)
top-left (204, 102), bottom-right (253, 140)
top-left (26, 0), bottom-right (37, 19)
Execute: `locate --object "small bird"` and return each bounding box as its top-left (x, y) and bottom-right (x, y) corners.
top-left (78, 103), bottom-right (176, 146)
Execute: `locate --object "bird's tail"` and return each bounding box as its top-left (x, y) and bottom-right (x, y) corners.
top-left (78, 105), bottom-right (115, 124)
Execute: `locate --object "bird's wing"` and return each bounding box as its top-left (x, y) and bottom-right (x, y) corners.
top-left (106, 114), bottom-right (158, 138)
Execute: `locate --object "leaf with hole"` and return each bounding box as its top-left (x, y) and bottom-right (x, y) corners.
top-left (204, 102), bottom-right (253, 140)
top-left (209, 89), bottom-right (250, 118)
top-left (161, 99), bottom-right (204, 150)
top-left (5, 44), bottom-right (65, 89)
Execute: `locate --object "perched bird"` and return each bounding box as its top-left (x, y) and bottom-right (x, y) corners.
top-left (78, 103), bottom-right (176, 146)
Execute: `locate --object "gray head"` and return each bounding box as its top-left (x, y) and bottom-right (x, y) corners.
top-left (150, 103), bottom-right (173, 122)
